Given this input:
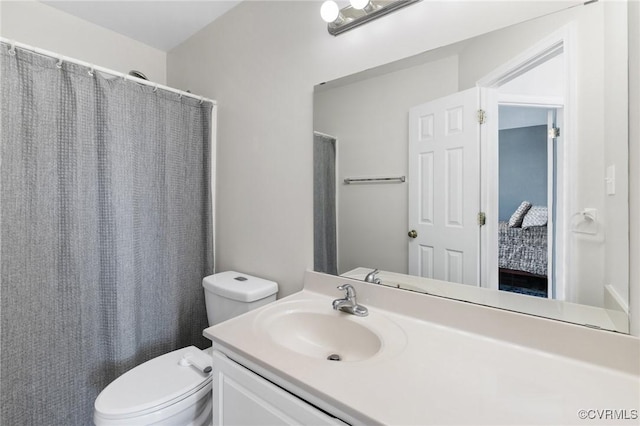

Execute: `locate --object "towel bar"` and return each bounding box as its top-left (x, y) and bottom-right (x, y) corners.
top-left (343, 176), bottom-right (406, 184)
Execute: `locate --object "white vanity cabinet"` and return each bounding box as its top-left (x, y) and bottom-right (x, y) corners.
top-left (210, 350), bottom-right (348, 426)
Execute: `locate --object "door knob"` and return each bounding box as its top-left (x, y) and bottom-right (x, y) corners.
top-left (408, 229), bottom-right (418, 238)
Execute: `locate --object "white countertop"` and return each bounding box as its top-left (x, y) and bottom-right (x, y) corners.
top-left (342, 267), bottom-right (629, 333)
top-left (204, 271), bottom-right (639, 425)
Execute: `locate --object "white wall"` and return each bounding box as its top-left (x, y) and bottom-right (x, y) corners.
top-left (628, 0), bottom-right (640, 336)
top-left (168, 0), bottom-right (580, 298)
top-left (498, 53), bottom-right (564, 100)
top-left (0, 0), bottom-right (166, 83)
top-left (603, 0), bottom-right (630, 314)
top-left (457, 2), bottom-right (627, 309)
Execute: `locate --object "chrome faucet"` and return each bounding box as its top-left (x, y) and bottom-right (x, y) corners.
top-left (332, 284), bottom-right (368, 317)
top-left (364, 268), bottom-right (381, 284)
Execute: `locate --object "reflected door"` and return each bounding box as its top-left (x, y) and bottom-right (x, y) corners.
top-left (408, 88), bottom-right (480, 285)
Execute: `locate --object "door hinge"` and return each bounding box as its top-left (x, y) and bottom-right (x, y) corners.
top-left (548, 127), bottom-right (560, 138)
top-left (477, 109), bottom-right (486, 125)
top-left (477, 212), bottom-right (486, 226)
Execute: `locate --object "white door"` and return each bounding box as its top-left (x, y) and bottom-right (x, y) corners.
top-left (408, 88), bottom-right (480, 285)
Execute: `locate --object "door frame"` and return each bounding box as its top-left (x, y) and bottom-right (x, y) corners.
top-left (476, 24), bottom-right (576, 299)
top-left (492, 103), bottom-right (563, 298)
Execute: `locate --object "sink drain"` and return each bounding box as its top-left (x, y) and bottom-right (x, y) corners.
top-left (327, 353), bottom-right (342, 361)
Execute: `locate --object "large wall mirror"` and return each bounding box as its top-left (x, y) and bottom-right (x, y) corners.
top-left (313, 1), bottom-right (630, 333)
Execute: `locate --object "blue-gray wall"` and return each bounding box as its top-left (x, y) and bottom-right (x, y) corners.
top-left (499, 125), bottom-right (548, 221)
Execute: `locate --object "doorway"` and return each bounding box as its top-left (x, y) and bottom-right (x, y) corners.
top-left (477, 27), bottom-right (570, 300)
top-left (497, 105), bottom-right (561, 298)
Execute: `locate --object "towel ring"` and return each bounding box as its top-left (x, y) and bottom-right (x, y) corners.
top-left (8, 41), bottom-right (16, 56)
top-left (56, 57), bottom-right (63, 69)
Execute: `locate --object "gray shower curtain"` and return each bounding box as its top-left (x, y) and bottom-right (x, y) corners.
top-left (1, 45), bottom-right (213, 425)
top-left (313, 132), bottom-right (337, 275)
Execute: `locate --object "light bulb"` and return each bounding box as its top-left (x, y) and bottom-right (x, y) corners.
top-left (350, 0), bottom-right (371, 10)
top-left (320, 1), bottom-right (340, 23)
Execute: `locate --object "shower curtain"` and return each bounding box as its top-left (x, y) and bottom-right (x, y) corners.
top-left (1, 45), bottom-right (213, 425)
top-left (313, 132), bottom-right (337, 275)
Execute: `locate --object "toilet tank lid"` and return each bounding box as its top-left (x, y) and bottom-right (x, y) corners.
top-left (203, 271), bottom-right (278, 302)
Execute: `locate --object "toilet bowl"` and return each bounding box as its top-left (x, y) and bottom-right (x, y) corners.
top-left (94, 272), bottom-right (277, 425)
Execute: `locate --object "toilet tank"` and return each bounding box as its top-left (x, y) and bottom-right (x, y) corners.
top-left (202, 271), bottom-right (278, 325)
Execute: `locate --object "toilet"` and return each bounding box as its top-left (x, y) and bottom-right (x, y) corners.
top-left (93, 271), bottom-right (278, 426)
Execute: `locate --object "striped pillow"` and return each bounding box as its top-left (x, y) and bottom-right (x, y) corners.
top-left (508, 201), bottom-right (532, 228)
top-left (522, 206), bottom-right (548, 228)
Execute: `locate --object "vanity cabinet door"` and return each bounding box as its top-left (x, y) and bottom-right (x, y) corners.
top-left (211, 351), bottom-right (347, 426)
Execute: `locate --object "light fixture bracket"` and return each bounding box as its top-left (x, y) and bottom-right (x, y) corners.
top-left (327, 0), bottom-right (422, 36)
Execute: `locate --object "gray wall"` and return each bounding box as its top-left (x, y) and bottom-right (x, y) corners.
top-left (499, 125), bottom-right (548, 221)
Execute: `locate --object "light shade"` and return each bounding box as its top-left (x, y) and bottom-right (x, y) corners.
top-left (350, 0), bottom-right (371, 10)
top-left (320, 1), bottom-right (340, 23)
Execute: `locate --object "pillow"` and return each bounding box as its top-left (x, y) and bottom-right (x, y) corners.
top-left (522, 206), bottom-right (548, 228)
top-left (508, 201), bottom-right (532, 228)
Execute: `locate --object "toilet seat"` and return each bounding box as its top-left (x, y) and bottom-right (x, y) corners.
top-left (94, 346), bottom-right (212, 422)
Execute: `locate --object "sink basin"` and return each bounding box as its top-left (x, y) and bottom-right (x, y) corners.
top-left (265, 312), bottom-right (381, 362)
top-left (254, 299), bottom-right (407, 362)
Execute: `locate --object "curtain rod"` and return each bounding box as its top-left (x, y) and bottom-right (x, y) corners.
top-left (0, 37), bottom-right (216, 106)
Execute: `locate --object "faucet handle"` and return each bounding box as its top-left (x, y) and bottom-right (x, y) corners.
top-left (364, 269), bottom-right (380, 283)
top-left (337, 283), bottom-right (356, 299)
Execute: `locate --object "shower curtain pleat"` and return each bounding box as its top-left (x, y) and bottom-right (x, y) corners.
top-left (313, 133), bottom-right (338, 275)
top-left (1, 45), bottom-right (213, 425)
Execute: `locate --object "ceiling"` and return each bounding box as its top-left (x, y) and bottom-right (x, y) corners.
top-left (41, 1), bottom-right (243, 52)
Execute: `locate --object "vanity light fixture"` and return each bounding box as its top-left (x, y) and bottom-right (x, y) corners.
top-left (320, 0), bottom-right (422, 36)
